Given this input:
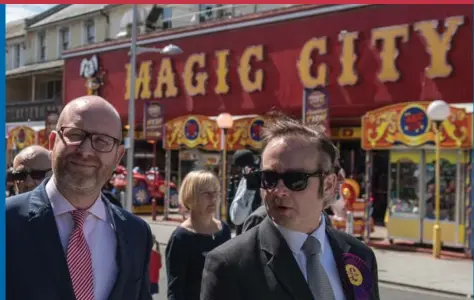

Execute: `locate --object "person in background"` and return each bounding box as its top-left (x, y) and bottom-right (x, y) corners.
top-left (11, 145), bottom-right (52, 195)
top-left (228, 149), bottom-right (261, 235)
top-left (149, 234), bottom-right (162, 296)
top-left (166, 170), bottom-right (231, 300)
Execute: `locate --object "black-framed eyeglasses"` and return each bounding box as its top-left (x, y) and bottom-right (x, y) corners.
top-left (58, 126), bottom-right (120, 153)
top-left (254, 170), bottom-right (328, 192)
top-left (12, 169), bottom-right (51, 181)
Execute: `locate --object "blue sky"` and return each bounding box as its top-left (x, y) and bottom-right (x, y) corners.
top-left (6, 4), bottom-right (55, 23)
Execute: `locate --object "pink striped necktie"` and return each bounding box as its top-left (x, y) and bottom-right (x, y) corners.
top-left (66, 210), bottom-right (95, 300)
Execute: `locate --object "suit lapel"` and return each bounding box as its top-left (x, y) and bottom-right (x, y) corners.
top-left (326, 226), bottom-right (355, 300)
top-left (259, 217), bottom-right (314, 300)
top-left (28, 181), bottom-right (76, 300)
top-left (105, 200), bottom-right (131, 300)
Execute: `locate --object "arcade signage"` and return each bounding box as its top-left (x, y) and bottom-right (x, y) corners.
top-left (124, 15), bottom-right (465, 101)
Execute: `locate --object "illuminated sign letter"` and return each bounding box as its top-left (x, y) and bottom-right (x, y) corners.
top-left (238, 45), bottom-right (264, 93)
top-left (124, 61), bottom-right (152, 100)
top-left (183, 53), bottom-right (208, 96)
top-left (414, 16), bottom-right (464, 78)
top-left (338, 31), bottom-right (359, 86)
top-left (215, 49), bottom-right (230, 95)
top-left (297, 37), bottom-right (327, 88)
top-left (153, 58), bottom-right (178, 98)
top-left (371, 24), bottom-right (409, 82)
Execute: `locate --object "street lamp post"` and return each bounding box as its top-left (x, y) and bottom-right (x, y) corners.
top-left (124, 4), bottom-right (182, 213)
top-left (426, 100), bottom-right (450, 259)
top-left (216, 113), bottom-right (234, 221)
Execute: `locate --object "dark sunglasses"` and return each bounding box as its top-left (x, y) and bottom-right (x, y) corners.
top-left (255, 170), bottom-right (328, 192)
top-left (12, 169), bottom-right (51, 181)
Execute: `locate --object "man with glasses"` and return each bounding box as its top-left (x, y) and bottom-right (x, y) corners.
top-left (11, 145), bottom-right (52, 195)
top-left (7, 95), bottom-right (153, 300)
top-left (201, 114), bottom-right (380, 300)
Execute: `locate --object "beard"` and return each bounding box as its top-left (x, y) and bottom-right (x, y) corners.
top-left (54, 152), bottom-right (109, 195)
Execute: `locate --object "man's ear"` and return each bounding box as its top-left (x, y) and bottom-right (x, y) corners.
top-left (115, 145), bottom-right (125, 165)
top-left (323, 173), bottom-right (338, 197)
top-left (48, 131), bottom-right (57, 151)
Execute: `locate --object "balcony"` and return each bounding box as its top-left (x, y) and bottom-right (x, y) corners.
top-left (6, 99), bottom-right (62, 123)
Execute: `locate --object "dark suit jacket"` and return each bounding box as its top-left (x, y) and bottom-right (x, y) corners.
top-left (242, 206), bottom-right (332, 233)
top-left (6, 179), bottom-right (153, 300)
top-left (201, 217), bottom-right (380, 300)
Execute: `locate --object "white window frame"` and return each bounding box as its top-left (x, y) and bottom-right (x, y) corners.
top-left (57, 26), bottom-right (70, 56)
top-left (37, 31), bottom-right (46, 62)
top-left (12, 43), bottom-right (20, 68)
top-left (83, 19), bottom-right (96, 45)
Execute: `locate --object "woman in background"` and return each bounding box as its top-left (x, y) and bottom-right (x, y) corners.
top-left (165, 170), bottom-right (231, 300)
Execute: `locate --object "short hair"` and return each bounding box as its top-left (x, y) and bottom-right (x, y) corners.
top-left (179, 170), bottom-right (220, 211)
top-left (261, 111), bottom-right (341, 207)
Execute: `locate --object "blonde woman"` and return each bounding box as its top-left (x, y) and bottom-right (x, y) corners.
top-left (165, 170), bottom-right (231, 300)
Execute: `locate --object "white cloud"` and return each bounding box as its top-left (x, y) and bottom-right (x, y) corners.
top-left (6, 4), bottom-right (55, 23)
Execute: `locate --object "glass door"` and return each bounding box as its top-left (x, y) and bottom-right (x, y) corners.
top-left (386, 151), bottom-right (422, 242)
top-left (422, 150), bottom-right (465, 247)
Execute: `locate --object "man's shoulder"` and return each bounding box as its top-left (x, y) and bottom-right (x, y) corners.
top-left (209, 225), bottom-right (260, 262)
top-left (6, 192), bottom-right (33, 217)
top-left (329, 228), bottom-right (375, 259)
top-left (109, 204), bottom-right (149, 228)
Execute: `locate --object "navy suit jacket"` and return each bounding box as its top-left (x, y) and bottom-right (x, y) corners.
top-left (6, 179), bottom-right (153, 300)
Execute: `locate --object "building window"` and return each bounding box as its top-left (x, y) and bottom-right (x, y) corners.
top-left (59, 27), bottom-right (70, 52)
top-left (38, 31), bottom-right (46, 61)
top-left (84, 20), bottom-right (95, 44)
top-left (163, 7), bottom-right (172, 28)
top-left (37, 80), bottom-right (62, 100)
top-left (13, 43), bottom-right (20, 69)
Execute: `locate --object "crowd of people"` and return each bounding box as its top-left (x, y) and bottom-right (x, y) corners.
top-left (5, 94), bottom-right (380, 300)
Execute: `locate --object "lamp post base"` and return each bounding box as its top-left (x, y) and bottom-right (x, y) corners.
top-left (432, 223), bottom-right (441, 258)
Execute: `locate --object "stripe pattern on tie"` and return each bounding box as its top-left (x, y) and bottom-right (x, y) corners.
top-left (67, 210), bottom-right (95, 300)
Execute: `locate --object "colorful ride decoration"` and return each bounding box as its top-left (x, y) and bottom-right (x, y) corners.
top-left (331, 179), bottom-right (375, 236)
top-left (361, 102), bottom-right (473, 150)
top-left (163, 115), bottom-right (265, 151)
top-left (111, 166), bottom-right (178, 213)
top-left (7, 126), bottom-right (36, 151)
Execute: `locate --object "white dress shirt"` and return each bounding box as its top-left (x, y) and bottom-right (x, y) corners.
top-left (46, 177), bottom-right (118, 300)
top-left (275, 216), bottom-right (346, 300)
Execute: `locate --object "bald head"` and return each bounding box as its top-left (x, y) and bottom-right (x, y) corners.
top-left (13, 145), bottom-right (51, 171)
top-left (58, 96), bottom-right (122, 140)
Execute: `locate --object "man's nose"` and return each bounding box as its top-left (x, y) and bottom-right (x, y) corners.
top-left (76, 137), bottom-right (96, 155)
top-left (272, 179), bottom-right (290, 197)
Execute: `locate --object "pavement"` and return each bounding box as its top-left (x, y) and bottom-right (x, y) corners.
top-left (143, 214), bottom-right (473, 298)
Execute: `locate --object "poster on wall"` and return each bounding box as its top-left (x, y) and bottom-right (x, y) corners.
top-left (302, 88), bottom-right (330, 136)
top-left (143, 101), bottom-right (164, 140)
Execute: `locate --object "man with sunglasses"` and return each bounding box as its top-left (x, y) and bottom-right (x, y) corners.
top-left (11, 145), bottom-right (52, 195)
top-left (201, 115), bottom-right (380, 300)
top-left (6, 95), bottom-right (153, 300)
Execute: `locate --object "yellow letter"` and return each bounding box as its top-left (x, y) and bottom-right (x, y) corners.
top-left (153, 58), bottom-right (178, 98)
top-left (338, 31), bottom-right (359, 86)
top-left (124, 61), bottom-right (152, 100)
top-left (183, 53), bottom-right (208, 96)
top-left (215, 49), bottom-right (230, 95)
top-left (238, 45), bottom-right (264, 93)
top-left (371, 24), bottom-right (409, 82)
top-left (297, 37), bottom-right (328, 88)
top-left (414, 16), bottom-right (464, 78)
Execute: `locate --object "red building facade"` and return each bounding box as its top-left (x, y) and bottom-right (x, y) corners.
top-left (63, 4), bottom-right (472, 128)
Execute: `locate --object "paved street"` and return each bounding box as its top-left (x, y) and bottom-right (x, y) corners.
top-left (153, 243), bottom-right (467, 300)
top-left (147, 217), bottom-right (473, 299)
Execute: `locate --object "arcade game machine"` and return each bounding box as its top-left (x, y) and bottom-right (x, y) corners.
top-left (361, 102), bottom-right (472, 252)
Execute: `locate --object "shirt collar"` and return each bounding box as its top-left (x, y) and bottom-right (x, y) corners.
top-left (275, 215), bottom-right (327, 255)
top-left (46, 176), bottom-right (107, 222)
